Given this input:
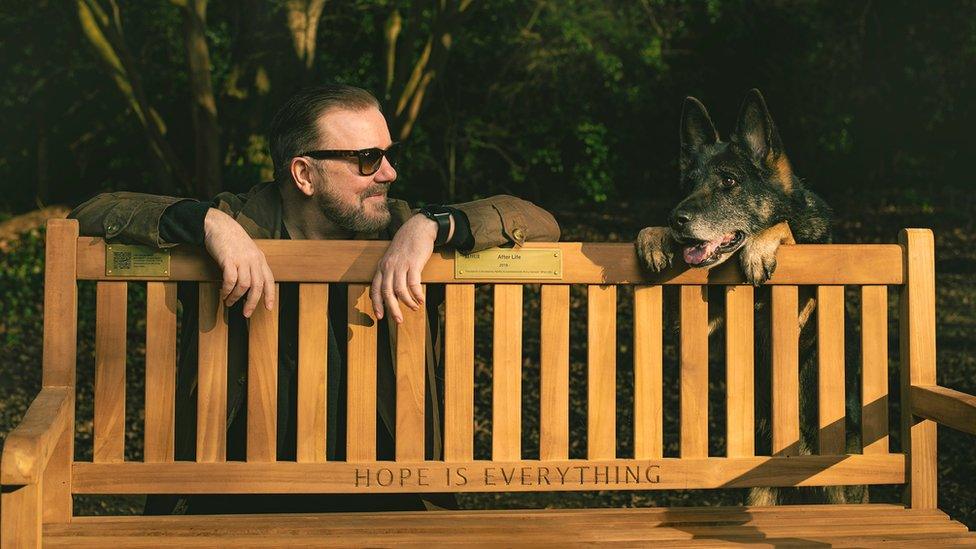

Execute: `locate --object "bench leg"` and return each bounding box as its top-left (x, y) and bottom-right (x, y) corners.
top-left (42, 420), bottom-right (72, 524)
top-left (1, 483), bottom-right (41, 548)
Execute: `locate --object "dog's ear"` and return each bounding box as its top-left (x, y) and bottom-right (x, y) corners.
top-left (680, 97), bottom-right (718, 172)
top-left (734, 89), bottom-right (793, 190)
top-left (733, 89), bottom-right (785, 162)
top-left (681, 97), bottom-right (718, 150)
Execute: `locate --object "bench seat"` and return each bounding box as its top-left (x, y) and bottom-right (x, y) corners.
top-left (44, 504), bottom-right (975, 548)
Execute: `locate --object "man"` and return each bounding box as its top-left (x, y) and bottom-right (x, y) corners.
top-left (70, 84), bottom-right (560, 513)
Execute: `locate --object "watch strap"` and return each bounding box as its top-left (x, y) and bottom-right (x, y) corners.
top-left (419, 204), bottom-right (453, 246)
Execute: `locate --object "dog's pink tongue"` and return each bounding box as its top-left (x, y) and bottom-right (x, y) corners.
top-left (683, 238), bottom-right (723, 266)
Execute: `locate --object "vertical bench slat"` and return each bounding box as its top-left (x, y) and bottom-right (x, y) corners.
top-left (540, 285), bottom-right (570, 460)
top-left (94, 281), bottom-right (127, 463)
top-left (145, 282), bottom-right (177, 462)
top-left (817, 285), bottom-right (846, 455)
top-left (726, 285), bottom-right (755, 457)
top-left (771, 286), bottom-right (800, 456)
top-left (680, 285), bottom-right (709, 458)
top-left (587, 285), bottom-right (616, 460)
top-left (900, 229), bottom-right (937, 509)
top-left (297, 283), bottom-right (329, 463)
top-left (42, 220), bottom-right (78, 388)
top-left (197, 283), bottom-right (228, 462)
top-left (634, 285), bottom-right (663, 459)
top-left (40, 219), bottom-right (77, 523)
top-left (396, 288), bottom-right (426, 461)
top-left (444, 284), bottom-right (475, 461)
top-left (247, 286), bottom-right (279, 462)
top-left (347, 284), bottom-right (377, 462)
top-left (492, 284), bottom-right (522, 461)
top-left (861, 285), bottom-right (889, 454)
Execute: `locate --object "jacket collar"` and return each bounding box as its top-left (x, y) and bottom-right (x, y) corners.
top-left (235, 181), bottom-right (283, 240)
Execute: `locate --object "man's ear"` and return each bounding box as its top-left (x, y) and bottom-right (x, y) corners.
top-left (733, 89), bottom-right (784, 162)
top-left (290, 157), bottom-right (316, 197)
top-left (680, 97), bottom-right (718, 173)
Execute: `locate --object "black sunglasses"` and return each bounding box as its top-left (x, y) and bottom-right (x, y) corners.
top-left (299, 142), bottom-right (400, 176)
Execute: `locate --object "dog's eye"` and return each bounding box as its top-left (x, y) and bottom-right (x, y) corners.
top-left (721, 176), bottom-right (738, 188)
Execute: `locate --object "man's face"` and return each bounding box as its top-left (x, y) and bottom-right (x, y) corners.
top-left (309, 107), bottom-right (397, 233)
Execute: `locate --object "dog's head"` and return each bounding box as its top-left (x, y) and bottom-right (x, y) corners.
top-left (670, 89), bottom-right (796, 268)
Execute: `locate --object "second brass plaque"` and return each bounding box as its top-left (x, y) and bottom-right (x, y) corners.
top-left (455, 248), bottom-right (562, 280)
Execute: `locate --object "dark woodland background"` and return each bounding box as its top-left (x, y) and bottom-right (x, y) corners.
top-left (1, 0), bottom-right (974, 528)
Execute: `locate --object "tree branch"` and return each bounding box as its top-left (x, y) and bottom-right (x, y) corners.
top-left (285, 0), bottom-right (327, 76)
top-left (387, 0), bottom-right (475, 141)
top-left (76, 0), bottom-right (187, 193)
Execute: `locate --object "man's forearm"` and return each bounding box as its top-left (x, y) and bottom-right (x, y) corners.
top-left (159, 201), bottom-right (210, 245)
top-left (449, 195), bottom-right (560, 252)
top-left (68, 191), bottom-right (197, 248)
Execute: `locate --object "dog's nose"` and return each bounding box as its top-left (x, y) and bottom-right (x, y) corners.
top-left (670, 211), bottom-right (692, 230)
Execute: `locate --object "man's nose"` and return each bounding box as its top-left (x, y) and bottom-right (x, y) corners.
top-left (374, 157), bottom-right (397, 183)
top-left (670, 210), bottom-right (692, 231)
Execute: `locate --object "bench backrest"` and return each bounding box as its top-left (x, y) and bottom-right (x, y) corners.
top-left (39, 220), bottom-right (937, 507)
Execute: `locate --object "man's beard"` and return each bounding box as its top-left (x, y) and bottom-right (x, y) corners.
top-left (315, 179), bottom-right (391, 234)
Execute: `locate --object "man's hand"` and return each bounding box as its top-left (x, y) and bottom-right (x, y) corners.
top-left (203, 208), bottom-right (276, 317)
top-left (370, 213), bottom-right (452, 323)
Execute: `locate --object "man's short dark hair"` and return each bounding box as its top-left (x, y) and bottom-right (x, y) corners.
top-left (269, 84), bottom-right (381, 184)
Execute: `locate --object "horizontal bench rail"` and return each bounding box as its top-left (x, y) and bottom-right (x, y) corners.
top-left (71, 455), bottom-right (906, 494)
top-left (911, 385), bottom-right (976, 435)
top-left (76, 238), bottom-right (905, 285)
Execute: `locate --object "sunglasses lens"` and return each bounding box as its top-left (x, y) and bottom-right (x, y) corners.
top-left (386, 143), bottom-right (400, 169)
top-left (360, 149), bottom-right (382, 175)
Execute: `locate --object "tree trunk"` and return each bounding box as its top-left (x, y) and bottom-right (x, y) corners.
top-left (178, 0), bottom-right (222, 198)
top-left (384, 0), bottom-right (475, 141)
top-left (75, 0), bottom-right (186, 195)
top-left (35, 107), bottom-right (50, 206)
top-left (284, 0), bottom-right (327, 83)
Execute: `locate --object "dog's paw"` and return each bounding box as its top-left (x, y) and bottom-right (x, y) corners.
top-left (635, 226), bottom-right (674, 272)
top-left (739, 237), bottom-right (779, 285)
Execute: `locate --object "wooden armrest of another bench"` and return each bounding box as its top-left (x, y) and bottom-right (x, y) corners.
top-left (0, 387), bottom-right (71, 485)
top-left (911, 384), bottom-right (976, 436)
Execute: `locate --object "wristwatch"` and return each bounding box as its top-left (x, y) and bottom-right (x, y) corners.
top-left (418, 204), bottom-right (453, 247)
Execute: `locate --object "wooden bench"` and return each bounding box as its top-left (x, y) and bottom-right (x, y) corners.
top-left (2, 219), bottom-right (975, 547)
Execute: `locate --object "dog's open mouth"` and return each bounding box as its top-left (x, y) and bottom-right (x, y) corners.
top-left (682, 231), bottom-right (744, 267)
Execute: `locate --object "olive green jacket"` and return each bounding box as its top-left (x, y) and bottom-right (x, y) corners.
top-left (69, 183), bottom-right (559, 493)
top-left (70, 181), bottom-right (558, 251)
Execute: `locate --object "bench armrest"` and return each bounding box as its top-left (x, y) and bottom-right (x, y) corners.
top-left (911, 384), bottom-right (976, 435)
top-left (0, 387), bottom-right (71, 485)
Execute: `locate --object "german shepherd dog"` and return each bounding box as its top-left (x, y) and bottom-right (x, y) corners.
top-left (636, 90), bottom-right (863, 504)
top-left (635, 89), bottom-right (831, 281)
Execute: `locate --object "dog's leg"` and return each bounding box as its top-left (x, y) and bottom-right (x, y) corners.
top-left (739, 221), bottom-right (796, 285)
top-left (635, 226), bottom-right (676, 272)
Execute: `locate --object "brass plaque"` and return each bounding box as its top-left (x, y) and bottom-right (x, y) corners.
top-left (105, 244), bottom-right (171, 277)
top-left (455, 248), bottom-right (562, 280)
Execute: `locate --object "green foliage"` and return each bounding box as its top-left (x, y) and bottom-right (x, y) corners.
top-left (5, 0), bottom-right (976, 211)
top-left (0, 229), bottom-right (45, 350)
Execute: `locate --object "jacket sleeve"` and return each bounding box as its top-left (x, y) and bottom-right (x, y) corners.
top-left (68, 191), bottom-right (198, 248)
top-left (450, 195), bottom-right (560, 253)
